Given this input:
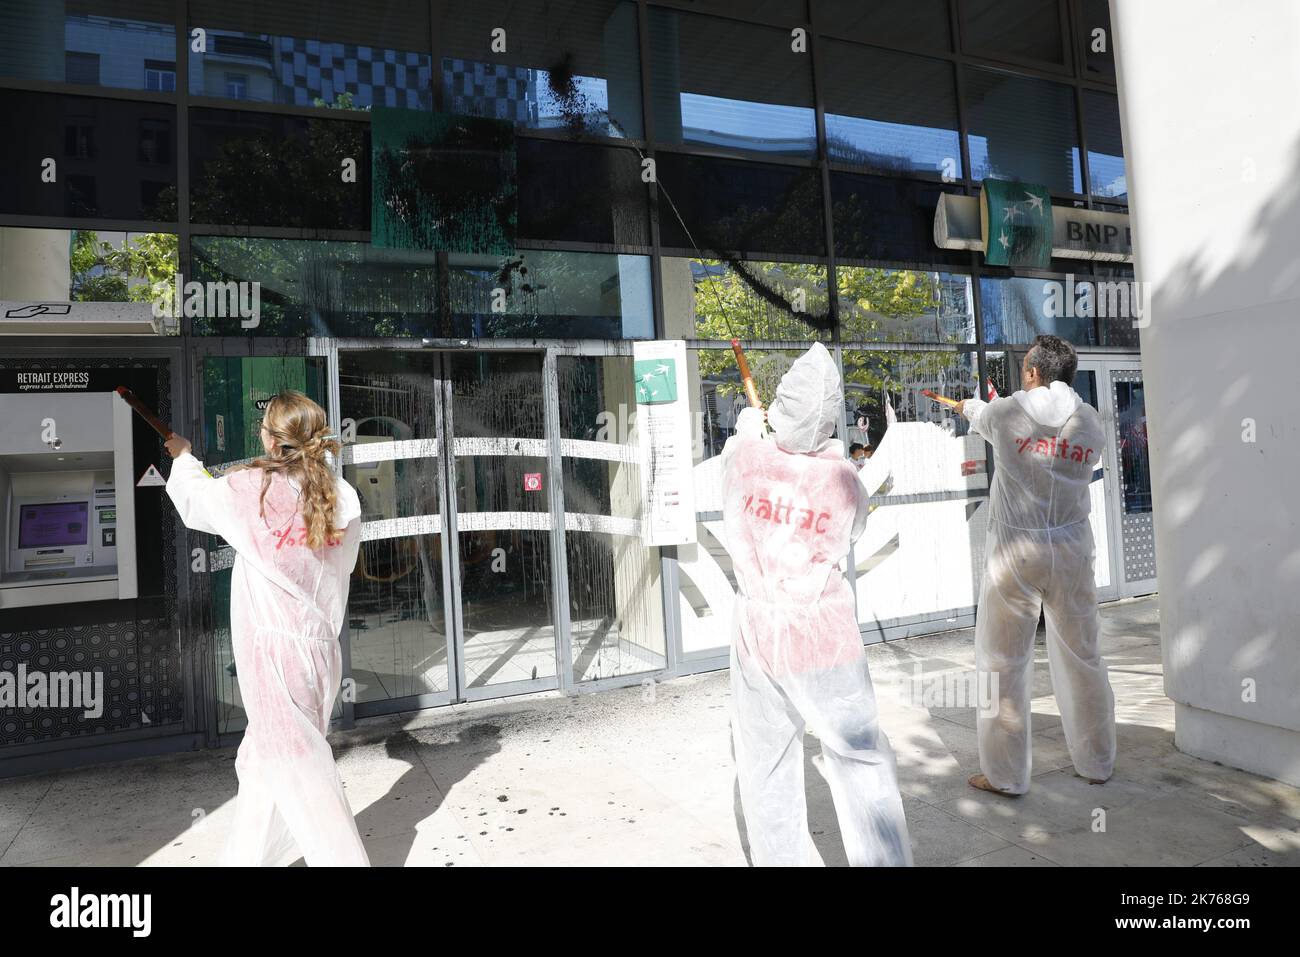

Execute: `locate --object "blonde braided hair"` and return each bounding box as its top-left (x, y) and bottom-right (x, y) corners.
top-left (236, 390), bottom-right (342, 548)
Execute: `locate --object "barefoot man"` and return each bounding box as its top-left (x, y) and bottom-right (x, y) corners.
top-left (956, 335), bottom-right (1117, 797)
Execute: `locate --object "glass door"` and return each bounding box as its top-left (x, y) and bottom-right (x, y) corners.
top-left (443, 352), bottom-right (559, 699)
top-left (336, 348), bottom-right (559, 712)
top-left (1105, 365), bottom-right (1157, 597)
top-left (338, 350), bottom-right (454, 715)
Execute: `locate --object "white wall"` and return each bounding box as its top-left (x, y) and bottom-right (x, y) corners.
top-left (1111, 0), bottom-right (1300, 784)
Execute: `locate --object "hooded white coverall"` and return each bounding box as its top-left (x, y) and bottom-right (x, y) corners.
top-left (963, 382), bottom-right (1117, 794)
top-left (721, 342), bottom-right (912, 867)
top-left (167, 452), bottom-right (370, 866)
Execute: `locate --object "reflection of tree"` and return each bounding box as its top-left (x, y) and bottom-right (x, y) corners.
top-left (189, 103), bottom-right (365, 229)
top-left (71, 231), bottom-right (177, 303)
top-left (191, 237), bottom-right (630, 339)
top-left (691, 260), bottom-right (967, 399)
top-left (190, 237), bottom-right (430, 337)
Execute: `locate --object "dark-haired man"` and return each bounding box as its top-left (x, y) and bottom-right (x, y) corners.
top-left (954, 335), bottom-right (1116, 797)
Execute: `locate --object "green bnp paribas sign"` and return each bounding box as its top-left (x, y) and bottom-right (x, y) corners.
top-left (980, 179), bottom-right (1053, 267)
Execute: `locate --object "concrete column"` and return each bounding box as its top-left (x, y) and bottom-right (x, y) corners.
top-left (1112, 0), bottom-right (1300, 785)
top-left (0, 227), bottom-right (72, 301)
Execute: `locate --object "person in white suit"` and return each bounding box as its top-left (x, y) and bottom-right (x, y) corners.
top-left (164, 390), bottom-right (369, 865)
top-left (956, 335), bottom-right (1116, 796)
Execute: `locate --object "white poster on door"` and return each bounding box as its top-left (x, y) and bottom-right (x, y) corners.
top-left (634, 339), bottom-right (697, 546)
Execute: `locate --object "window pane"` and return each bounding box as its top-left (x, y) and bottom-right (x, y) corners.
top-left (814, 0), bottom-right (951, 52)
top-left (831, 173), bottom-right (968, 267)
top-left (190, 236), bottom-right (435, 336)
top-left (0, 1), bottom-right (175, 92)
top-left (336, 350), bottom-right (450, 701)
top-left (188, 29), bottom-right (431, 111)
top-left (433, 0), bottom-right (642, 137)
top-left (657, 153), bottom-right (825, 257)
top-left (648, 7), bottom-right (816, 157)
top-left (0, 89), bottom-right (176, 220)
top-left (445, 352), bottom-right (557, 687)
top-left (840, 348), bottom-right (986, 628)
top-left (189, 107), bottom-right (369, 229)
top-left (1093, 263), bottom-right (1141, 347)
top-left (838, 267), bottom-right (975, 344)
top-left (189, 1), bottom-right (430, 108)
top-left (517, 140), bottom-right (650, 246)
top-left (448, 250), bottom-right (655, 339)
top-left (190, 238), bottom-right (652, 338)
top-left (1080, 0), bottom-right (1115, 78)
top-left (557, 355), bottom-right (666, 682)
top-left (964, 67), bottom-right (1081, 194)
top-left (959, 0), bottom-right (1066, 67)
top-left (0, 227), bottom-right (179, 337)
top-left (823, 42), bottom-right (960, 178)
top-left (661, 258), bottom-right (830, 341)
top-left (978, 274), bottom-right (1097, 345)
top-left (1084, 90), bottom-right (1126, 201)
top-left (985, 349), bottom-right (1013, 398)
top-left (191, 0), bottom-right (425, 47)
top-left (1115, 379), bottom-right (1152, 514)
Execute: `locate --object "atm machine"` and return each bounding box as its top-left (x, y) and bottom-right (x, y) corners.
top-left (0, 391), bottom-right (137, 609)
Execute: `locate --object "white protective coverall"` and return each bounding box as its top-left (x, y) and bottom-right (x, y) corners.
top-left (167, 452), bottom-right (370, 866)
top-left (721, 342), bottom-right (912, 867)
top-left (963, 382), bottom-right (1117, 794)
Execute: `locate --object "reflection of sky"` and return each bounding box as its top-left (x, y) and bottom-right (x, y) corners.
top-left (678, 93), bottom-right (816, 154)
top-left (979, 276), bottom-right (1094, 345)
top-left (1088, 151), bottom-right (1127, 199)
top-left (968, 136), bottom-right (1083, 194)
top-left (616, 255), bottom-right (654, 338)
top-left (825, 114), bottom-right (960, 175)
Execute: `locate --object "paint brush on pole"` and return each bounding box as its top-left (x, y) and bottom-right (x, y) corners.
top-left (731, 340), bottom-right (773, 436)
top-left (115, 386), bottom-right (174, 439)
top-left (921, 389), bottom-right (962, 410)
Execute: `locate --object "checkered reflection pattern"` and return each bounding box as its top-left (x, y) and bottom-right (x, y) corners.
top-left (277, 37), bottom-right (433, 110)
top-left (442, 57), bottom-right (539, 124)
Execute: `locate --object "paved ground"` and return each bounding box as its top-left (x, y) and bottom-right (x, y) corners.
top-left (2, 595), bottom-right (1298, 866)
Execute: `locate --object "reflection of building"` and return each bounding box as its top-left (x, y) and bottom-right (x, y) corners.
top-left (194, 32), bottom-right (433, 109)
top-left (65, 14), bottom-right (175, 88)
top-left (443, 58), bottom-right (538, 124)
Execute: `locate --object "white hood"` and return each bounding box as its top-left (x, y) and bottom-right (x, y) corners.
top-left (1012, 381), bottom-right (1082, 428)
top-left (766, 341), bottom-right (842, 455)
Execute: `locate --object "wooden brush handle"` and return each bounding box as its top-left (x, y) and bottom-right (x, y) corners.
top-left (115, 386), bottom-right (174, 438)
top-left (731, 340), bottom-right (763, 410)
top-left (922, 389), bottom-right (961, 409)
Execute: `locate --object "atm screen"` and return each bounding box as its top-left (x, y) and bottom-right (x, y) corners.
top-left (18, 502), bottom-right (89, 548)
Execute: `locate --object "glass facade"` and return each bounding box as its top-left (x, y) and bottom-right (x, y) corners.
top-left (0, 1), bottom-right (1139, 754)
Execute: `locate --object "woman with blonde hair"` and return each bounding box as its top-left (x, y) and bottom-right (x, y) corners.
top-left (164, 390), bottom-right (369, 866)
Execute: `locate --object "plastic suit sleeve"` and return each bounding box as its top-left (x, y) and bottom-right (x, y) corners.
top-left (720, 406), bottom-right (767, 478)
top-left (962, 397), bottom-right (992, 441)
top-left (166, 451), bottom-right (240, 539)
top-left (849, 473), bottom-right (871, 546)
